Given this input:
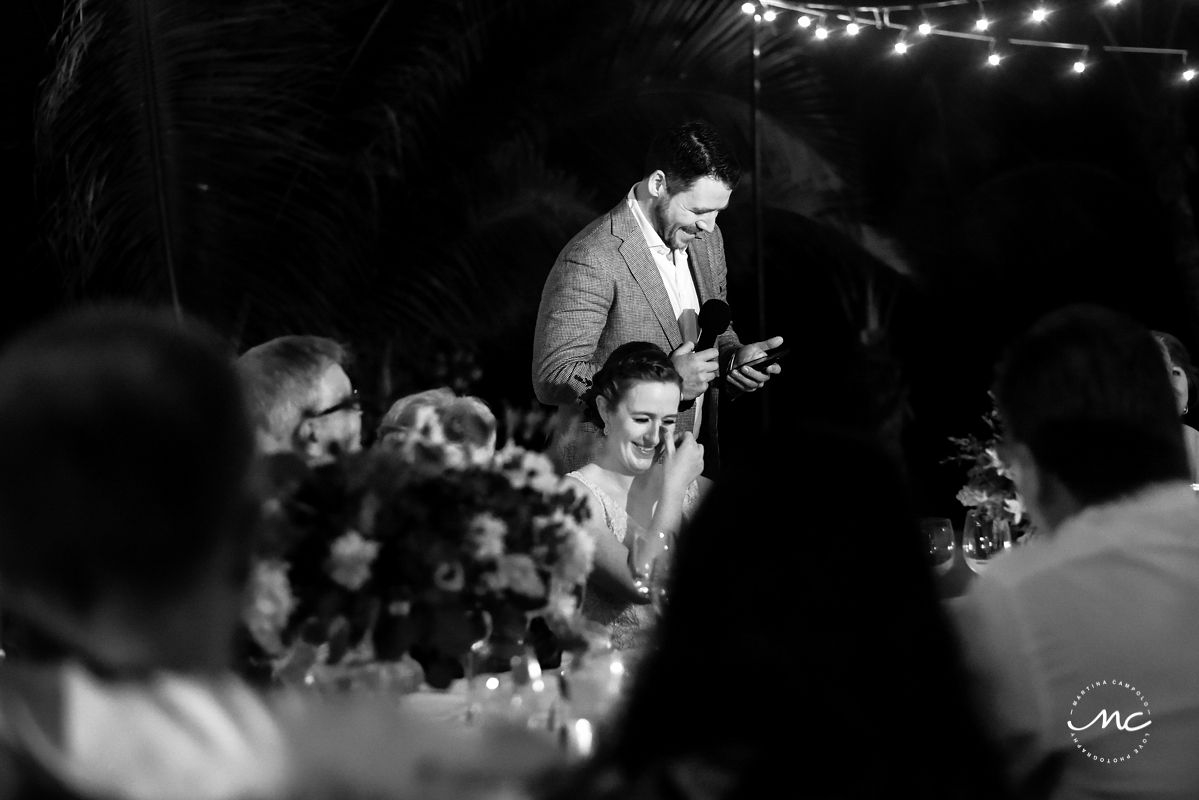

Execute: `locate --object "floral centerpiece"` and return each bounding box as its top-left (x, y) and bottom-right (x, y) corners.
top-left (946, 397), bottom-right (1033, 542)
top-left (242, 418), bottom-right (596, 690)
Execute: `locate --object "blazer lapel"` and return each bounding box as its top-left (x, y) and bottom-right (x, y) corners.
top-left (611, 202), bottom-right (684, 351)
top-left (688, 231), bottom-right (715, 304)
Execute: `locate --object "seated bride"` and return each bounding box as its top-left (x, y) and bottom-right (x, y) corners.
top-left (565, 342), bottom-right (706, 651)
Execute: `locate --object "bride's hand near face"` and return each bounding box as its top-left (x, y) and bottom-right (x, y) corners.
top-left (660, 429), bottom-right (704, 494)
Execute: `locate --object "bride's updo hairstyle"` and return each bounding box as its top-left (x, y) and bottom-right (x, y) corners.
top-left (579, 342), bottom-right (683, 429)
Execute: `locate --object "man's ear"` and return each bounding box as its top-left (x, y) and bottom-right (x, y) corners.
top-left (294, 417), bottom-right (323, 458)
top-left (647, 170), bottom-right (668, 198)
top-left (1008, 441), bottom-right (1074, 533)
top-left (295, 416), bottom-right (318, 443)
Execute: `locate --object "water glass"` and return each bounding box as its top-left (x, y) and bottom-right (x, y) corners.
top-left (920, 517), bottom-right (955, 576)
top-left (962, 509), bottom-right (1011, 573)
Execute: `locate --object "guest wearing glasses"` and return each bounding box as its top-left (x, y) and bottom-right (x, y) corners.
top-left (1152, 330), bottom-right (1199, 483)
top-left (0, 306), bottom-right (559, 800)
top-left (236, 335), bottom-right (362, 461)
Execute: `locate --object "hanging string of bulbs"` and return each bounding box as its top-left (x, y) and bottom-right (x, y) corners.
top-left (739, 0), bottom-right (1196, 83)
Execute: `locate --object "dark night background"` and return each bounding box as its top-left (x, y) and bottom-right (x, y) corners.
top-left (4, 0), bottom-right (1199, 522)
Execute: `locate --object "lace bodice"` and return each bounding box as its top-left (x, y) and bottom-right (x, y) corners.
top-left (565, 471), bottom-right (698, 650)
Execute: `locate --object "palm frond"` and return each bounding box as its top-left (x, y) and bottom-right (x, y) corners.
top-left (37, 0), bottom-right (372, 336)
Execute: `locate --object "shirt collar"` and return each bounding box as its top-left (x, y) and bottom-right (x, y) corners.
top-left (627, 185), bottom-right (675, 256)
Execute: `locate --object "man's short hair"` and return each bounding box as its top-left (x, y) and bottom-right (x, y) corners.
top-left (994, 304), bottom-right (1188, 506)
top-left (644, 120), bottom-right (741, 194)
top-left (236, 335), bottom-right (350, 443)
top-left (0, 304), bottom-right (254, 611)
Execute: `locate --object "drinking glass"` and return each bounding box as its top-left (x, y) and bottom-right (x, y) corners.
top-left (648, 556), bottom-right (670, 616)
top-left (962, 509), bottom-right (1011, 573)
top-left (920, 517), bottom-right (956, 576)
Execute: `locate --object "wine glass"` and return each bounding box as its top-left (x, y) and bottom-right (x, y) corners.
top-left (920, 517), bottom-right (956, 576)
top-left (962, 509), bottom-right (1011, 573)
top-left (648, 556), bottom-right (670, 616)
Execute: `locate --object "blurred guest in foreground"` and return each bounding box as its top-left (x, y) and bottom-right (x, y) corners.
top-left (377, 387), bottom-right (498, 465)
top-left (566, 342), bottom-right (705, 651)
top-left (236, 335), bottom-right (362, 461)
top-left (1152, 330), bottom-right (1199, 482)
top-left (0, 306), bottom-right (558, 800)
top-left (539, 422), bottom-right (1013, 800)
top-left (954, 305), bottom-right (1199, 799)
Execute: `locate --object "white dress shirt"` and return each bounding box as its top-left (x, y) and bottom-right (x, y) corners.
top-left (627, 186), bottom-right (703, 434)
top-left (951, 482), bottom-right (1199, 799)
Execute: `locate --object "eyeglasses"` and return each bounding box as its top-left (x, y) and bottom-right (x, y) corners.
top-left (304, 389), bottom-right (361, 419)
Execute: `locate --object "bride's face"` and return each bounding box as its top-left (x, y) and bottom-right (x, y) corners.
top-left (598, 381), bottom-right (681, 474)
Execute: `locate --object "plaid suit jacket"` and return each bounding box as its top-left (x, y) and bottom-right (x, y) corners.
top-left (532, 198), bottom-right (742, 475)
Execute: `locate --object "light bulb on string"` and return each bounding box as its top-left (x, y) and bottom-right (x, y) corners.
top-left (918, 21), bottom-right (933, 36)
top-left (846, 22), bottom-right (860, 36)
top-left (740, 2), bottom-right (756, 15)
top-left (763, 9), bottom-right (777, 22)
top-left (1030, 7), bottom-right (1050, 24)
top-left (1106, 0), bottom-right (1122, 6)
top-left (814, 24), bottom-right (830, 40)
top-left (894, 38), bottom-right (909, 56)
top-left (1072, 58), bottom-right (1087, 74)
top-left (797, 15), bottom-right (812, 28)
top-left (1184, 68), bottom-right (1196, 82)
top-left (974, 0), bottom-right (989, 32)
top-left (985, 39), bottom-right (1003, 68)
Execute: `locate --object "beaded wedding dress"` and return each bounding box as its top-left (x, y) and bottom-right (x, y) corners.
top-left (566, 471), bottom-right (698, 650)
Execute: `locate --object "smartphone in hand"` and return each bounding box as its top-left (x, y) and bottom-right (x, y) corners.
top-left (737, 344), bottom-right (790, 374)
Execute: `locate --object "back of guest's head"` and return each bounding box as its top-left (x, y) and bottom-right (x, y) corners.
top-left (643, 120), bottom-right (741, 194)
top-left (376, 387), bottom-right (456, 445)
top-left (236, 334), bottom-right (352, 451)
top-left (556, 423), bottom-right (1010, 799)
top-left (579, 342), bottom-right (681, 430)
top-left (0, 304), bottom-right (254, 613)
top-left (441, 395), bottom-right (497, 453)
top-left (995, 305), bottom-right (1187, 506)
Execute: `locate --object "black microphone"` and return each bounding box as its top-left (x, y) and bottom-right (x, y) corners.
top-left (695, 299), bottom-right (731, 351)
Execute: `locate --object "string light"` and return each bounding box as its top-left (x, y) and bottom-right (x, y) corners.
top-left (986, 39), bottom-right (1002, 67)
top-left (974, 0), bottom-right (989, 32)
top-left (749, 1), bottom-right (1192, 87)
top-left (1074, 47), bottom-right (1093, 73)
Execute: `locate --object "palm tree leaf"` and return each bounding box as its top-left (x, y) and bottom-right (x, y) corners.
top-left (37, 0), bottom-right (373, 335)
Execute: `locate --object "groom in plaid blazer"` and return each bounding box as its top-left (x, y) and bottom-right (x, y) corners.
top-left (532, 121), bottom-right (783, 476)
